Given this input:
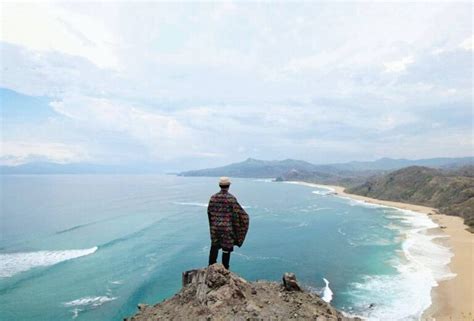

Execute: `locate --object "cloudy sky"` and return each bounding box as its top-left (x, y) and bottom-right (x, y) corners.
top-left (1, 1), bottom-right (472, 170)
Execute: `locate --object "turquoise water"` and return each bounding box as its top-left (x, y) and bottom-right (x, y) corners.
top-left (0, 175), bottom-right (453, 320)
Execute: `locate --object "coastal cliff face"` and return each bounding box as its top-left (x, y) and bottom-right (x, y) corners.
top-left (125, 264), bottom-right (359, 321)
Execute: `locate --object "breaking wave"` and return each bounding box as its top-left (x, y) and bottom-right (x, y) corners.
top-left (63, 295), bottom-right (117, 307)
top-left (173, 201), bottom-right (251, 209)
top-left (0, 247), bottom-right (98, 278)
top-left (322, 278), bottom-right (333, 303)
top-left (344, 208), bottom-right (455, 320)
top-left (63, 296), bottom-right (117, 319)
top-left (312, 189), bottom-right (335, 196)
top-left (173, 201), bottom-right (208, 207)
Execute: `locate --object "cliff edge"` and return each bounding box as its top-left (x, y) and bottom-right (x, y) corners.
top-left (125, 264), bottom-right (360, 321)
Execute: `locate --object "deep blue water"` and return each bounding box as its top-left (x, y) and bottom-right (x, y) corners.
top-left (0, 175), bottom-right (452, 320)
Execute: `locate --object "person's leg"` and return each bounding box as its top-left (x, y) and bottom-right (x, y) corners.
top-left (222, 249), bottom-right (231, 269)
top-left (208, 244), bottom-right (219, 266)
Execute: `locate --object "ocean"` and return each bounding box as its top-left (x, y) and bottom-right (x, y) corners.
top-left (0, 175), bottom-right (454, 321)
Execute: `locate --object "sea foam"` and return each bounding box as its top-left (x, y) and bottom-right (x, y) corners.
top-left (63, 295), bottom-right (117, 307)
top-left (0, 247), bottom-right (98, 278)
top-left (341, 196), bottom-right (395, 209)
top-left (346, 207), bottom-right (455, 320)
top-left (285, 179), bottom-right (455, 320)
top-left (253, 178), bottom-right (275, 183)
top-left (312, 190), bottom-right (333, 196)
top-left (173, 201), bottom-right (251, 209)
top-left (173, 201), bottom-right (208, 207)
top-left (63, 296), bottom-right (117, 319)
top-left (322, 278), bottom-right (334, 303)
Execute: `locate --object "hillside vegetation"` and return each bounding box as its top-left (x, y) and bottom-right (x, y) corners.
top-left (347, 166), bottom-right (474, 231)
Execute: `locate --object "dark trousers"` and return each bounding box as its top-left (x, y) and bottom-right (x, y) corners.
top-left (208, 244), bottom-right (231, 269)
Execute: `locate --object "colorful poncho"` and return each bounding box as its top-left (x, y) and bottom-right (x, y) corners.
top-left (207, 190), bottom-right (249, 250)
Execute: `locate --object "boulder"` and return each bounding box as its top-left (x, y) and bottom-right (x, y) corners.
top-left (282, 272), bottom-right (302, 291)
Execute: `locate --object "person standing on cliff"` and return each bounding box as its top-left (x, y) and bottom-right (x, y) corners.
top-left (207, 177), bottom-right (249, 270)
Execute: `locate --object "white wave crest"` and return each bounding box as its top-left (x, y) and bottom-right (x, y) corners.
top-left (109, 280), bottom-right (122, 285)
top-left (71, 308), bottom-right (81, 319)
top-left (312, 189), bottom-right (335, 196)
top-left (0, 247), bottom-right (98, 278)
top-left (340, 196), bottom-right (394, 209)
top-left (253, 178), bottom-right (274, 182)
top-left (322, 278), bottom-right (333, 303)
top-left (337, 227), bottom-right (347, 236)
top-left (288, 222), bottom-right (309, 228)
top-left (63, 295), bottom-right (117, 318)
top-left (283, 181), bottom-right (335, 193)
top-left (173, 201), bottom-right (251, 209)
top-left (173, 201), bottom-right (208, 207)
top-left (312, 207), bottom-right (333, 212)
top-left (63, 296), bottom-right (117, 307)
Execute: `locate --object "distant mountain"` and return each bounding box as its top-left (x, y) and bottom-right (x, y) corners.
top-left (347, 165), bottom-right (474, 231)
top-left (2, 156), bottom-right (472, 175)
top-left (322, 157), bottom-right (474, 171)
top-left (178, 157), bottom-right (474, 180)
top-left (178, 158), bottom-right (321, 178)
top-left (0, 162), bottom-right (162, 174)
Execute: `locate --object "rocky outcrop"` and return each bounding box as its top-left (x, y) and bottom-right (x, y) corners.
top-left (125, 264), bottom-right (360, 321)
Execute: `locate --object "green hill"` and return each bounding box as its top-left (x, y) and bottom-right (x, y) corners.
top-left (347, 166), bottom-right (474, 231)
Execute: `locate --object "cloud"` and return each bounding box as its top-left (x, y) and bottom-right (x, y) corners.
top-left (459, 35), bottom-right (473, 51)
top-left (0, 2), bottom-right (119, 69)
top-left (383, 56), bottom-right (415, 73)
top-left (0, 2), bottom-right (472, 168)
top-left (0, 142), bottom-right (90, 166)
top-left (48, 95), bottom-right (223, 161)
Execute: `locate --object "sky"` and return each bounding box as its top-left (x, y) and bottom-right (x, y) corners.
top-left (0, 1), bottom-right (473, 171)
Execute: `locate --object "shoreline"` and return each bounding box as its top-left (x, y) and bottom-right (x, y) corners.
top-left (292, 181), bottom-right (473, 321)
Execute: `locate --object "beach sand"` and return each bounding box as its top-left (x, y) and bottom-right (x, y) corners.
top-left (295, 182), bottom-right (474, 321)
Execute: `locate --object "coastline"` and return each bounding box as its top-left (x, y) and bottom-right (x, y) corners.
top-left (293, 181), bottom-right (473, 321)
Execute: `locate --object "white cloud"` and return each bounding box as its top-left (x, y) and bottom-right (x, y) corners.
top-left (0, 142), bottom-right (90, 166)
top-left (0, 2), bottom-right (472, 167)
top-left (431, 48), bottom-right (447, 55)
top-left (459, 35), bottom-right (473, 51)
top-left (48, 96), bottom-right (221, 161)
top-left (0, 2), bottom-right (119, 69)
top-left (383, 56), bottom-right (415, 73)
top-left (431, 35), bottom-right (473, 55)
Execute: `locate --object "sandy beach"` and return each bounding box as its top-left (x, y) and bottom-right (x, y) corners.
top-left (294, 182), bottom-right (474, 321)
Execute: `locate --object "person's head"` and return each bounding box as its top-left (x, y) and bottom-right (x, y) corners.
top-left (219, 177), bottom-right (231, 190)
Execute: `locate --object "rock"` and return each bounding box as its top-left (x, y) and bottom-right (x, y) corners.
top-left (245, 302), bottom-right (259, 312)
top-left (282, 272), bottom-right (302, 291)
top-left (137, 303), bottom-right (148, 311)
top-left (125, 264), bottom-right (357, 321)
top-left (182, 269), bottom-right (202, 287)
